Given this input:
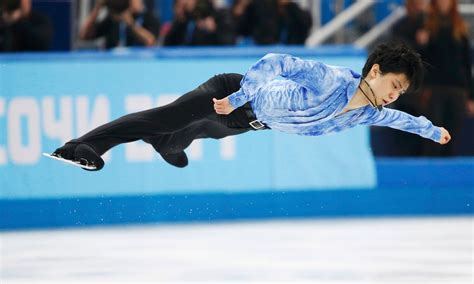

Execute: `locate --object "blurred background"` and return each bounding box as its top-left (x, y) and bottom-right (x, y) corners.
top-left (1, 0), bottom-right (473, 283)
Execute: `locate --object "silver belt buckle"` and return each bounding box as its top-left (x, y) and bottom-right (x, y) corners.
top-left (249, 120), bottom-right (265, 130)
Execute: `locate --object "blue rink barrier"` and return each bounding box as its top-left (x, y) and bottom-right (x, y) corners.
top-left (1, 158), bottom-right (473, 230)
top-left (1, 47), bottom-right (472, 230)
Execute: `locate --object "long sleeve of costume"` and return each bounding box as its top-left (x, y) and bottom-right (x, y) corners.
top-left (227, 53), bottom-right (332, 108)
top-left (369, 108), bottom-right (441, 142)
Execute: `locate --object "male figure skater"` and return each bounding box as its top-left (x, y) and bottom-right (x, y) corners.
top-left (50, 43), bottom-right (451, 170)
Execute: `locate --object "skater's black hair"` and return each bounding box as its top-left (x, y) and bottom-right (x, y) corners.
top-left (362, 42), bottom-right (424, 94)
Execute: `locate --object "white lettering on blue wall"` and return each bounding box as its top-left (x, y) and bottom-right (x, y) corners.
top-left (220, 136), bottom-right (235, 160)
top-left (7, 97), bottom-right (41, 164)
top-left (42, 96), bottom-right (73, 144)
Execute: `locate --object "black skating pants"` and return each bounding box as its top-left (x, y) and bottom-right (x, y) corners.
top-left (69, 73), bottom-right (256, 156)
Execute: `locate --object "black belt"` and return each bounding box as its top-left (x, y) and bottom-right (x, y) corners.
top-left (242, 103), bottom-right (270, 130)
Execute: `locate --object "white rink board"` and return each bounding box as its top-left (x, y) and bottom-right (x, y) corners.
top-left (1, 217), bottom-right (473, 283)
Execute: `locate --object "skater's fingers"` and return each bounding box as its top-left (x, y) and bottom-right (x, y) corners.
top-left (214, 105), bottom-right (222, 114)
top-left (444, 134), bottom-right (451, 144)
top-left (215, 104), bottom-right (225, 110)
top-left (438, 127), bottom-right (451, 144)
top-left (214, 106), bottom-right (228, 115)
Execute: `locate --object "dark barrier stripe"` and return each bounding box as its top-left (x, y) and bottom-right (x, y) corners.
top-left (376, 158), bottom-right (474, 188)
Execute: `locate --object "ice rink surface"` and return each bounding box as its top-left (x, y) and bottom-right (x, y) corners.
top-left (1, 216), bottom-right (473, 283)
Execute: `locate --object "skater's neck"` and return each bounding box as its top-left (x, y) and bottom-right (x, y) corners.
top-left (346, 81), bottom-right (374, 111)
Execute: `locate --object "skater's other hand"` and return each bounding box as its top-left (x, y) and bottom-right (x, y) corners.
top-left (439, 127), bottom-right (451, 145)
top-left (213, 97), bottom-right (235, 115)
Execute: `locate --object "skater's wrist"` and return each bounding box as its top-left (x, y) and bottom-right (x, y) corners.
top-left (228, 90), bottom-right (246, 109)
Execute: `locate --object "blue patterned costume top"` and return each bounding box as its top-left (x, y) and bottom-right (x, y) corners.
top-left (228, 53), bottom-right (441, 142)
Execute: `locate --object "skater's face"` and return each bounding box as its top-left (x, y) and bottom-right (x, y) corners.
top-left (364, 64), bottom-right (410, 107)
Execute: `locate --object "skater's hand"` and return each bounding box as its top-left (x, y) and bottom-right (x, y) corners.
top-left (213, 97), bottom-right (235, 115)
top-left (439, 127), bottom-right (451, 145)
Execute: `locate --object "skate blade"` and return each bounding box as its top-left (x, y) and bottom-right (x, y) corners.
top-left (42, 153), bottom-right (97, 170)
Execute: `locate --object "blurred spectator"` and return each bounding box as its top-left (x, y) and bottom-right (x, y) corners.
top-left (387, 0), bottom-right (430, 156)
top-left (392, 0), bottom-right (429, 50)
top-left (163, 0), bottom-right (236, 46)
top-left (0, 0), bottom-right (53, 52)
top-left (232, 0), bottom-right (312, 45)
top-left (79, 0), bottom-right (160, 49)
top-left (417, 0), bottom-right (473, 156)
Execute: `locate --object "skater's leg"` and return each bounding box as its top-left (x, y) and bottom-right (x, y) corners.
top-left (53, 74), bottom-right (244, 166)
top-left (74, 75), bottom-right (239, 154)
top-left (143, 119), bottom-right (249, 167)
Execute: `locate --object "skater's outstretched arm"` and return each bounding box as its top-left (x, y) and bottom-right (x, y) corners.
top-left (368, 108), bottom-right (451, 144)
